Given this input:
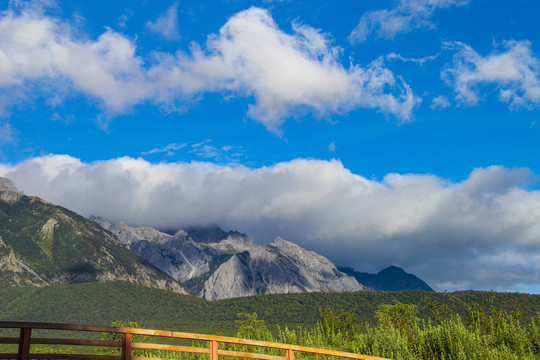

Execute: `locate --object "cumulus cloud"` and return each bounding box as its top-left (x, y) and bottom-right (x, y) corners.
top-left (350, 0), bottom-right (469, 43)
top-left (442, 40), bottom-right (540, 109)
top-left (0, 5), bottom-right (418, 131)
top-left (2, 155), bottom-right (540, 293)
top-left (145, 3), bottom-right (180, 40)
top-left (151, 8), bottom-right (419, 130)
top-left (0, 7), bottom-right (150, 112)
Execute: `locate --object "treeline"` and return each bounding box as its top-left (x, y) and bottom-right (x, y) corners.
top-left (1, 281), bottom-right (540, 336)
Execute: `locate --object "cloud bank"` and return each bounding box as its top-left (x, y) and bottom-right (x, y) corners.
top-left (349, 0), bottom-right (469, 43)
top-left (2, 155), bottom-right (540, 293)
top-left (0, 5), bottom-right (417, 131)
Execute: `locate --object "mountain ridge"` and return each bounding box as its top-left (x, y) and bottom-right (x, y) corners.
top-left (0, 177), bottom-right (188, 294)
top-left (338, 265), bottom-right (434, 291)
top-left (91, 218), bottom-right (366, 300)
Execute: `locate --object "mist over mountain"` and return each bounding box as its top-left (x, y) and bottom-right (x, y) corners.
top-left (2, 175), bottom-right (435, 299)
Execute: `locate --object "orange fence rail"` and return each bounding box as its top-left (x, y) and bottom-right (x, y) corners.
top-left (0, 322), bottom-right (390, 360)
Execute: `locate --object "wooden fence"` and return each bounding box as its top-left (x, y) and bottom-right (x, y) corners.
top-left (0, 322), bottom-right (389, 360)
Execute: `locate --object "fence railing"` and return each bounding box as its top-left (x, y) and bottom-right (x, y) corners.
top-left (0, 322), bottom-right (389, 360)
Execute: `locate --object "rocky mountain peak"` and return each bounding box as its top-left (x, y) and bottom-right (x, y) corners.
top-left (0, 177), bottom-right (23, 204)
top-left (378, 265), bottom-right (407, 276)
top-left (172, 229), bottom-right (189, 240)
top-left (268, 237), bottom-right (328, 268)
top-left (90, 216), bottom-right (174, 246)
top-left (338, 265), bottom-right (434, 292)
top-left (201, 235), bottom-right (366, 300)
top-left (206, 233), bottom-right (254, 253)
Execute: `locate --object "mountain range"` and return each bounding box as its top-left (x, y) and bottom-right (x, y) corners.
top-left (90, 216), bottom-right (366, 300)
top-left (1, 176), bottom-right (433, 300)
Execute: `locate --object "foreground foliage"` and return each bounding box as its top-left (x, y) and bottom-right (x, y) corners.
top-left (95, 298), bottom-right (540, 360)
top-left (233, 300), bottom-right (540, 360)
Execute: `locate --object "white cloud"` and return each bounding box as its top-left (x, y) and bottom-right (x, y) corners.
top-left (141, 140), bottom-right (245, 162)
top-left (386, 52), bottom-right (439, 65)
top-left (0, 8), bottom-right (151, 112)
top-left (442, 40), bottom-right (540, 109)
top-left (152, 8), bottom-right (419, 130)
top-left (2, 155), bottom-right (540, 292)
top-left (118, 10), bottom-right (133, 28)
top-left (431, 95), bottom-right (450, 110)
top-left (145, 3), bottom-right (180, 40)
top-left (328, 142), bottom-right (336, 152)
top-left (0, 5), bottom-right (418, 131)
top-left (350, 0), bottom-right (469, 43)
top-left (141, 142), bottom-right (187, 156)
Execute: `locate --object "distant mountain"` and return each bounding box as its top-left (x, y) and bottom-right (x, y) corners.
top-left (90, 217), bottom-right (250, 286)
top-left (91, 218), bottom-right (364, 300)
top-left (338, 266), bottom-right (434, 291)
top-left (0, 177), bottom-right (188, 294)
top-left (201, 237), bottom-right (367, 300)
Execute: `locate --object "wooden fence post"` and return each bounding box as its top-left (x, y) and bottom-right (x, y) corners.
top-left (17, 327), bottom-right (31, 360)
top-left (210, 340), bottom-right (218, 360)
top-left (286, 349), bottom-right (295, 360)
top-left (122, 333), bottom-right (132, 360)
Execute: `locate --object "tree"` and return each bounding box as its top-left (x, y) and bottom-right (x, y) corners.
top-left (376, 301), bottom-right (418, 338)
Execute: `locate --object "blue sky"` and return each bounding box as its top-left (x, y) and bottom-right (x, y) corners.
top-left (1, 0), bottom-right (540, 293)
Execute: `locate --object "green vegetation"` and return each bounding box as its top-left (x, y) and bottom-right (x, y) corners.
top-left (0, 196), bottom-right (180, 287)
top-left (244, 302), bottom-right (540, 359)
top-left (1, 281), bottom-right (540, 337)
top-left (1, 283), bottom-right (540, 359)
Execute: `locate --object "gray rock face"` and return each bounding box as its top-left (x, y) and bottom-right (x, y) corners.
top-left (200, 237), bottom-right (366, 300)
top-left (205, 233), bottom-right (254, 253)
top-left (89, 216), bottom-right (174, 246)
top-left (131, 233), bottom-right (219, 283)
top-left (0, 177), bottom-right (23, 204)
top-left (0, 236), bottom-right (47, 286)
top-left (91, 220), bottom-right (237, 286)
top-left (91, 219), bottom-right (366, 300)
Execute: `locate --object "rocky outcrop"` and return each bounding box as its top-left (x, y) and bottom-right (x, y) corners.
top-left (200, 237), bottom-right (366, 300)
top-left (131, 232), bottom-right (221, 283)
top-left (0, 236), bottom-right (48, 286)
top-left (204, 233), bottom-right (254, 253)
top-left (0, 177), bottom-right (23, 204)
top-left (89, 216), bottom-right (174, 246)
